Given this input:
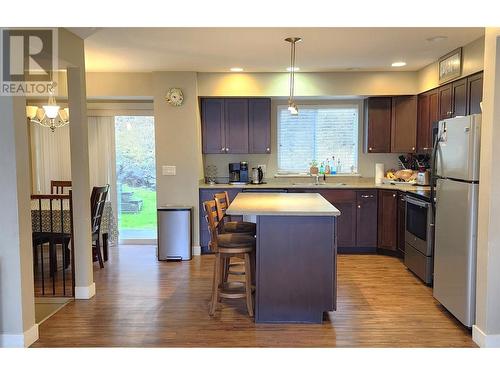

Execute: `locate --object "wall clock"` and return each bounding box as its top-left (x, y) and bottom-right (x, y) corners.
top-left (165, 88), bottom-right (184, 106)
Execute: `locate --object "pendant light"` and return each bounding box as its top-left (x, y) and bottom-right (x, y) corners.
top-left (285, 37), bottom-right (301, 115)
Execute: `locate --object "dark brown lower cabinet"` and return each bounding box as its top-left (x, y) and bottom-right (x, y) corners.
top-left (317, 190), bottom-right (357, 248)
top-left (377, 190), bottom-right (398, 252)
top-left (356, 191), bottom-right (378, 248)
top-left (397, 192), bottom-right (406, 255)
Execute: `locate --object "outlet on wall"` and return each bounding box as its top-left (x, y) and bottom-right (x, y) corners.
top-left (258, 164), bottom-right (267, 175)
top-left (162, 165), bottom-right (176, 176)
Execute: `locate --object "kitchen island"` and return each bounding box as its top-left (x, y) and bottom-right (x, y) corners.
top-left (226, 193), bottom-right (340, 323)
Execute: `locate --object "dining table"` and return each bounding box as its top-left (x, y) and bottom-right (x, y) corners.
top-left (30, 199), bottom-right (118, 260)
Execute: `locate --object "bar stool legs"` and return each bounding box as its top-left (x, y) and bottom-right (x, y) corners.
top-left (244, 253), bottom-right (253, 317)
top-left (210, 251), bottom-right (254, 318)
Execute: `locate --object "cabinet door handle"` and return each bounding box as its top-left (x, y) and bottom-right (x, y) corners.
top-left (392, 194), bottom-right (396, 198)
top-left (411, 147), bottom-right (415, 151)
top-left (357, 205), bottom-right (361, 209)
top-left (225, 147), bottom-right (229, 152)
top-left (220, 147), bottom-right (225, 152)
top-left (369, 147), bottom-right (373, 151)
top-left (360, 194), bottom-right (374, 198)
top-left (266, 147), bottom-right (270, 153)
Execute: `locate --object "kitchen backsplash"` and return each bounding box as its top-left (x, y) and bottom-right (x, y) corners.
top-left (203, 152), bottom-right (400, 180)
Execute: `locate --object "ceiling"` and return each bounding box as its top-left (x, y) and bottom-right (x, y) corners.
top-left (70, 27), bottom-right (485, 73)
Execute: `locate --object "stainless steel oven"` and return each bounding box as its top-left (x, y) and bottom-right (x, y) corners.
top-left (404, 195), bottom-right (434, 284)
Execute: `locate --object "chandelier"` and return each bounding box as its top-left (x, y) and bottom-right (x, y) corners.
top-left (285, 37), bottom-right (301, 115)
top-left (26, 87), bottom-right (69, 132)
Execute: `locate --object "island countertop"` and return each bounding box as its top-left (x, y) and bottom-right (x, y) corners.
top-left (225, 192), bottom-right (341, 217)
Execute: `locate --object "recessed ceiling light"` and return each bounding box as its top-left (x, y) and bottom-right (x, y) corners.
top-left (426, 36), bottom-right (448, 43)
top-left (286, 67), bottom-right (300, 72)
top-left (230, 67), bottom-right (243, 72)
top-left (391, 61), bottom-right (407, 67)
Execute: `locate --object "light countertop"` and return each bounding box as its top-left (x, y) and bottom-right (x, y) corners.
top-left (225, 193), bottom-right (341, 217)
top-left (199, 178), bottom-right (431, 193)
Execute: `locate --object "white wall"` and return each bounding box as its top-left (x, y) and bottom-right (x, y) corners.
top-left (473, 28), bottom-right (500, 348)
top-left (152, 72), bottom-right (203, 251)
top-left (417, 37), bottom-right (485, 93)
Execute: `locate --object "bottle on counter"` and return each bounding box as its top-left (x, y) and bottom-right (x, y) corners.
top-left (319, 162), bottom-right (325, 175)
top-left (337, 158), bottom-right (341, 174)
top-left (325, 158), bottom-right (331, 175)
top-left (330, 156), bottom-right (336, 175)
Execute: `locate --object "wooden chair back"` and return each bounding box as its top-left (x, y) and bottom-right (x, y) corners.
top-left (51, 180), bottom-right (72, 194)
top-left (203, 200), bottom-right (221, 253)
top-left (31, 191), bottom-right (75, 297)
top-left (213, 191), bottom-right (231, 222)
top-left (90, 185), bottom-right (109, 236)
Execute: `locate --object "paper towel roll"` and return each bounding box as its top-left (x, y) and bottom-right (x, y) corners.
top-left (375, 163), bottom-right (385, 184)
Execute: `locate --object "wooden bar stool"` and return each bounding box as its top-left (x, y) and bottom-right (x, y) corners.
top-left (214, 192), bottom-right (256, 235)
top-left (203, 200), bottom-right (255, 317)
top-left (214, 191), bottom-right (255, 279)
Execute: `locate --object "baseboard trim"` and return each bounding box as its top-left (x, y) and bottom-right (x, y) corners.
top-left (473, 325), bottom-right (500, 347)
top-left (0, 323), bottom-right (39, 347)
top-left (192, 246), bottom-right (201, 256)
top-left (75, 282), bottom-right (96, 299)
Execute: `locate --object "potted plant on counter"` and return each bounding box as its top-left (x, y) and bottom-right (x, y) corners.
top-left (309, 160), bottom-right (319, 175)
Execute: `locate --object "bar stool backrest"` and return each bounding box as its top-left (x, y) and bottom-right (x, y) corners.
top-left (213, 191), bottom-right (231, 223)
top-left (203, 200), bottom-right (220, 253)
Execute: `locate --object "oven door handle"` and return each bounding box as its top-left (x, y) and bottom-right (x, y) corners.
top-left (405, 196), bottom-right (430, 208)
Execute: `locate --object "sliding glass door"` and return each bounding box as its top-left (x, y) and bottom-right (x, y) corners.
top-left (114, 116), bottom-right (157, 242)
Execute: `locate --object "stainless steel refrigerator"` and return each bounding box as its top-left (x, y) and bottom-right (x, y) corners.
top-left (432, 114), bottom-right (481, 327)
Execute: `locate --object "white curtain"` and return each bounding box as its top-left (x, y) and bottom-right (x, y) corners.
top-left (30, 125), bottom-right (72, 194)
top-left (30, 116), bottom-right (118, 216)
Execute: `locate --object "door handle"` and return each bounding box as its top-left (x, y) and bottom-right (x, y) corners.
top-left (360, 194), bottom-right (374, 198)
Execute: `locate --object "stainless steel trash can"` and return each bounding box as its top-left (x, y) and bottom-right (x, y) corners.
top-left (157, 206), bottom-right (192, 261)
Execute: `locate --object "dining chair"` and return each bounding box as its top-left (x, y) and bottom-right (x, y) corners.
top-left (51, 180), bottom-right (72, 194)
top-left (31, 192), bottom-right (73, 296)
top-left (91, 185), bottom-right (110, 268)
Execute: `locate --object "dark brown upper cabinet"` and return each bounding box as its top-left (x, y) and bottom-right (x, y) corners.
top-left (417, 89), bottom-right (439, 153)
top-left (365, 97), bottom-right (392, 153)
top-left (467, 72), bottom-right (483, 115)
top-left (202, 98), bottom-right (226, 154)
top-left (224, 99), bottom-right (249, 154)
top-left (365, 96), bottom-right (417, 154)
top-left (201, 97), bottom-right (271, 154)
top-left (452, 78), bottom-right (468, 117)
top-left (377, 189), bottom-right (398, 252)
top-left (438, 83), bottom-right (453, 120)
top-left (248, 98), bottom-right (271, 154)
top-left (391, 96), bottom-right (417, 153)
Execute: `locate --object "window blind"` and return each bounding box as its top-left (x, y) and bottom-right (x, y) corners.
top-left (277, 105), bottom-right (359, 173)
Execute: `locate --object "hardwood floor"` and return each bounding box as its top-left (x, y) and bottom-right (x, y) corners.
top-left (32, 245), bottom-right (475, 347)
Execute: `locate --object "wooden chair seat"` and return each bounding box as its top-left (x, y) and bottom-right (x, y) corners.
top-left (222, 221), bottom-right (256, 235)
top-left (217, 233), bottom-right (255, 249)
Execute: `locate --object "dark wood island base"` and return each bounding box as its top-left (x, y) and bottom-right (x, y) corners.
top-left (255, 215), bottom-right (337, 323)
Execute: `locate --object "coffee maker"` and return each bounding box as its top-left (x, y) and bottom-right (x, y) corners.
top-left (229, 162), bottom-right (249, 184)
